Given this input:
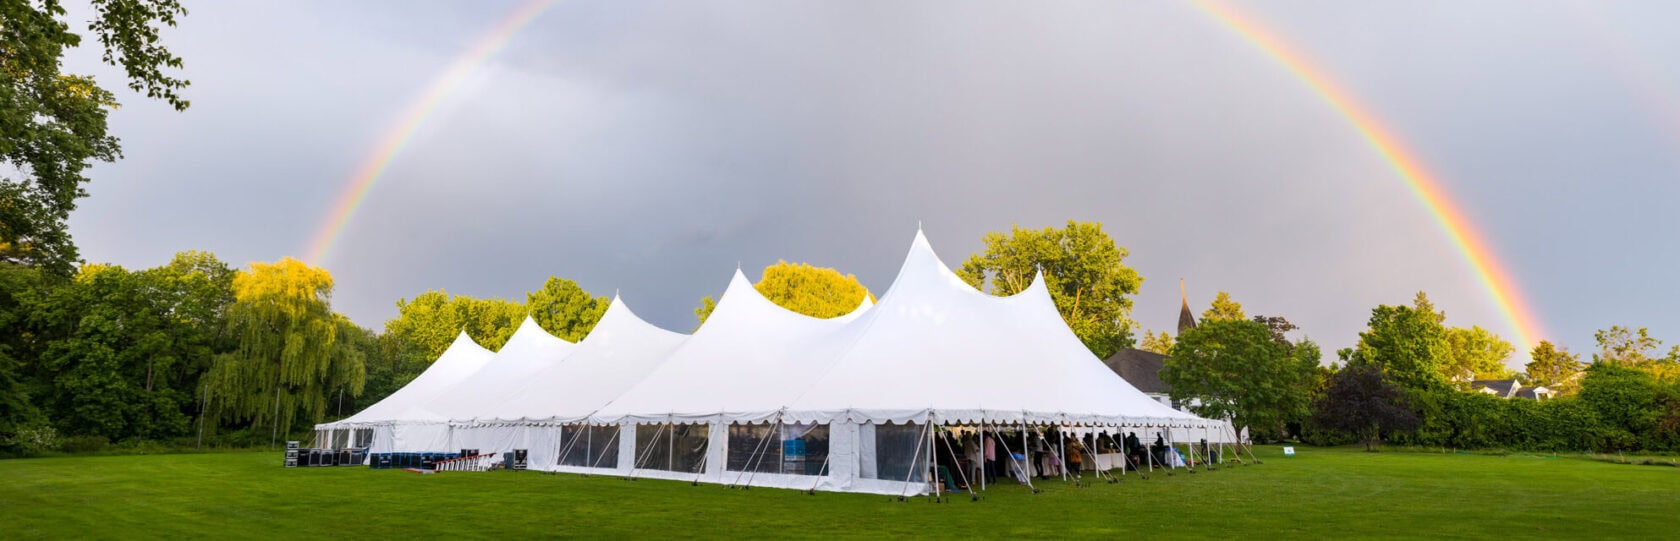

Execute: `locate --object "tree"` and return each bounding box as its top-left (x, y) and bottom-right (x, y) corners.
top-left (1442, 326), bottom-right (1515, 384)
top-left (1311, 364), bottom-right (1420, 451)
top-left (1593, 326), bottom-right (1663, 366)
top-left (693, 261), bottom-right (873, 327)
top-left (1139, 330), bottom-right (1174, 356)
top-left (2, 0), bottom-right (190, 275)
top-left (1349, 292), bottom-right (1451, 392)
top-left (1161, 318), bottom-right (1318, 440)
top-left (202, 258), bottom-right (364, 444)
top-left (373, 290), bottom-right (519, 405)
top-left (692, 296), bottom-right (717, 330)
top-left (958, 221), bottom-right (1143, 359)
top-left (524, 277), bottom-right (608, 342)
top-left (1202, 291), bottom-right (1246, 322)
top-left (1525, 340), bottom-right (1583, 393)
top-left (1592, 326), bottom-right (1680, 380)
top-left (0, 263), bottom-right (46, 453)
top-left (1577, 362), bottom-right (1661, 450)
top-left (20, 254), bottom-right (233, 441)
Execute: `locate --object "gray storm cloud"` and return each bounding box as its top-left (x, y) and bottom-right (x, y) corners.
top-left (64, 0), bottom-right (1680, 365)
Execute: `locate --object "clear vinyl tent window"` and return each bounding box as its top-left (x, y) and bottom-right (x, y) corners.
top-left (871, 422), bottom-right (926, 483)
top-left (558, 424), bottom-right (620, 469)
top-left (725, 423), bottom-right (830, 475)
top-left (353, 429), bottom-right (373, 448)
top-left (635, 423), bottom-right (708, 473)
top-left (331, 430), bottom-right (350, 450)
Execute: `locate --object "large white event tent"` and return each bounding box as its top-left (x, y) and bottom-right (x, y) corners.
top-left (468, 296), bottom-right (691, 469)
top-left (315, 230), bottom-right (1223, 495)
top-left (421, 316), bottom-right (578, 453)
top-left (314, 331), bottom-right (494, 450)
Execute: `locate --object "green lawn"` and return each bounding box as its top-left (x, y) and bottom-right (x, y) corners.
top-left (1, 447), bottom-right (1675, 539)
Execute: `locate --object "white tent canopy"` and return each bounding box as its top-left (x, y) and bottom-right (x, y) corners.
top-left (590, 269), bottom-right (871, 426)
top-left (479, 296), bottom-right (689, 424)
top-left (785, 231), bottom-right (1204, 428)
top-left (419, 315), bottom-right (576, 423)
top-left (313, 229), bottom-right (1224, 493)
top-left (321, 330), bottom-right (494, 429)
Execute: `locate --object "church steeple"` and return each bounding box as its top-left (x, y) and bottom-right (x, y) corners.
top-left (1177, 278), bottom-right (1196, 333)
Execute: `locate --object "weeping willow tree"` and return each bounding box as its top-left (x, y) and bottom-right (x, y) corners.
top-left (202, 258), bottom-right (364, 445)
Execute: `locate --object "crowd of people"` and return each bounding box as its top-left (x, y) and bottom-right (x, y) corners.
top-left (926, 426), bottom-right (1225, 491)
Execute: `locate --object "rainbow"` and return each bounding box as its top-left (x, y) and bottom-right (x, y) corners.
top-left (1191, 0), bottom-right (1545, 353)
top-left (304, 0), bottom-right (558, 265)
top-left (306, 0), bottom-right (1547, 352)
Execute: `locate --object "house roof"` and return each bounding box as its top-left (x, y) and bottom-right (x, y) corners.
top-left (1471, 379), bottom-right (1520, 398)
top-left (1515, 386), bottom-right (1549, 400)
top-left (1103, 348), bottom-right (1171, 395)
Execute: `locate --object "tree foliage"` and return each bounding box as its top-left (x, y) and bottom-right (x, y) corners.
top-left (525, 276), bottom-right (607, 342)
top-left (1, 0), bottom-right (190, 275)
top-left (1201, 291), bottom-right (1246, 322)
top-left (1348, 292), bottom-right (1451, 392)
top-left (1525, 340), bottom-right (1583, 393)
top-left (1592, 326), bottom-right (1680, 381)
top-left (957, 221), bottom-right (1142, 359)
top-left (693, 261), bottom-right (873, 327)
top-left (1161, 316), bottom-right (1318, 440)
top-left (1139, 330), bottom-right (1174, 356)
top-left (1442, 325), bottom-right (1515, 384)
top-left (202, 259), bottom-right (363, 441)
top-left (1311, 365), bottom-right (1419, 450)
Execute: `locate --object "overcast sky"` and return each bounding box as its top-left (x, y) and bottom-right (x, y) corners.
top-left (62, 1), bottom-right (1680, 367)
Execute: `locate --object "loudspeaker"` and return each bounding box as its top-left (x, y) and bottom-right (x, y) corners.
top-left (511, 449), bottom-right (529, 470)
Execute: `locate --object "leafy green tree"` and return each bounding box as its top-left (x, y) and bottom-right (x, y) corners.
top-left (1442, 326), bottom-right (1515, 384)
top-left (1577, 362), bottom-right (1661, 450)
top-left (525, 276), bottom-right (608, 342)
top-left (0, 263), bottom-right (46, 453)
top-left (1592, 326), bottom-right (1680, 380)
top-left (958, 221), bottom-right (1143, 359)
top-left (1525, 340), bottom-right (1583, 394)
top-left (1162, 317), bottom-right (1319, 440)
top-left (2, 0), bottom-right (190, 275)
top-left (693, 261), bottom-right (873, 327)
top-left (202, 258), bottom-right (363, 444)
top-left (20, 254), bottom-right (233, 441)
top-left (1139, 329), bottom-right (1174, 356)
top-left (1349, 292), bottom-right (1451, 392)
top-left (1202, 291), bottom-right (1246, 322)
top-left (1310, 364), bottom-right (1419, 451)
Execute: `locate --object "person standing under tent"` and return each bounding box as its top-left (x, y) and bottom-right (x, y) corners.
top-left (1066, 438), bottom-right (1084, 473)
top-left (982, 431), bottom-right (998, 484)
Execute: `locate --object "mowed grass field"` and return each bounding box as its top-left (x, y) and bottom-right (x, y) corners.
top-left (2, 446), bottom-right (1676, 539)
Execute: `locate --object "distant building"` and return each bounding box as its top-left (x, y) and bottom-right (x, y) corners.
top-left (1103, 348), bottom-right (1173, 408)
top-left (1104, 279), bottom-right (1197, 412)
top-left (1471, 379), bottom-right (1552, 400)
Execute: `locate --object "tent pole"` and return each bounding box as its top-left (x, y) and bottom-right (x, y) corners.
top-left (929, 414), bottom-right (942, 503)
top-left (1057, 422), bottom-right (1069, 483)
top-left (993, 426), bottom-right (1035, 493)
top-left (937, 425), bottom-right (976, 501)
top-left (1035, 425), bottom-right (1071, 486)
top-left (730, 418), bottom-right (779, 488)
top-left (742, 414), bottom-right (783, 490)
top-left (898, 420), bottom-right (931, 501)
top-left (1069, 425), bottom-right (1109, 484)
top-left (586, 424), bottom-right (621, 473)
top-left (978, 420), bottom-right (986, 493)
